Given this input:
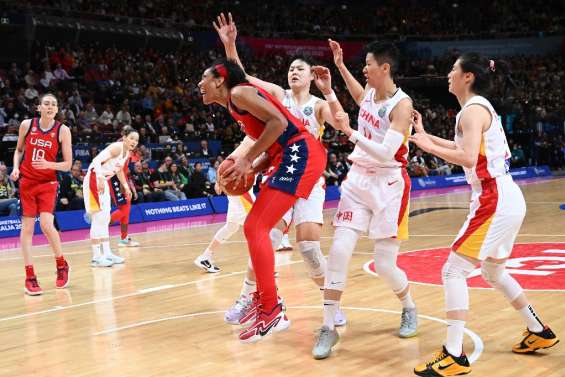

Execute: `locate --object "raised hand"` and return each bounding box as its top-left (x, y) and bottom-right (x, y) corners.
top-left (312, 65), bottom-right (332, 95)
top-left (213, 12), bottom-right (237, 45)
top-left (412, 109), bottom-right (426, 134)
top-left (328, 39), bottom-right (344, 68)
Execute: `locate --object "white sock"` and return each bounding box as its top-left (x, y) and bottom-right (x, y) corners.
top-left (400, 291), bottom-right (416, 309)
top-left (240, 278), bottom-right (256, 299)
top-left (445, 319), bottom-right (466, 356)
top-left (202, 248), bottom-right (213, 260)
top-left (519, 304), bottom-right (544, 333)
top-left (92, 244), bottom-right (102, 260)
top-left (323, 299), bottom-right (339, 330)
top-left (102, 241), bottom-right (112, 258)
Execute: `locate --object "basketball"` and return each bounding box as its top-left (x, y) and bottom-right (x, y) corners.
top-left (218, 158), bottom-right (255, 196)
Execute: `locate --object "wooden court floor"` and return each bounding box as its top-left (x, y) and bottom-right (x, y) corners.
top-left (0, 178), bottom-right (564, 377)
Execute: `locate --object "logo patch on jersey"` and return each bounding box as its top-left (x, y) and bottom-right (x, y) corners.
top-left (378, 106), bottom-right (387, 118)
top-left (363, 243), bottom-right (565, 290)
top-left (335, 211), bottom-right (353, 222)
top-left (303, 106), bottom-right (313, 116)
top-left (32, 127), bottom-right (37, 132)
top-left (29, 138), bottom-right (53, 148)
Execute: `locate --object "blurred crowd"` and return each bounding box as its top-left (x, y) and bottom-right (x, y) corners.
top-left (11, 0), bottom-right (565, 39)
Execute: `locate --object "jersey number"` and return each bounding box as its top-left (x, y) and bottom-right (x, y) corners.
top-left (32, 148), bottom-right (45, 161)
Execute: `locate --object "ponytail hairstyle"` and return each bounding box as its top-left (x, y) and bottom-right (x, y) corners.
top-left (209, 59), bottom-right (247, 90)
top-left (458, 52), bottom-right (515, 96)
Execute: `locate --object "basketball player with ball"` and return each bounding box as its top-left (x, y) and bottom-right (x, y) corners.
top-left (213, 12), bottom-right (348, 327)
top-left (198, 58), bottom-right (326, 343)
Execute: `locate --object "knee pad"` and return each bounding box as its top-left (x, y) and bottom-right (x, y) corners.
top-left (481, 260), bottom-right (523, 301)
top-left (214, 222), bottom-right (240, 243)
top-left (373, 238), bottom-right (407, 294)
top-left (90, 210), bottom-right (110, 239)
top-left (298, 240), bottom-right (326, 278)
top-left (442, 252), bottom-right (476, 312)
top-left (325, 227), bottom-right (359, 292)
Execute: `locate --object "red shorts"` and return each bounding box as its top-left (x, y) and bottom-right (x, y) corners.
top-left (19, 178), bottom-right (59, 217)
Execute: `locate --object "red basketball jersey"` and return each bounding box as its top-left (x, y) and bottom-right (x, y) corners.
top-left (227, 83), bottom-right (308, 160)
top-left (20, 118), bottom-right (62, 182)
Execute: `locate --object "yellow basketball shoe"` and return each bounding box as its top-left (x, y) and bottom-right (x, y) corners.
top-left (414, 346), bottom-right (471, 376)
top-left (512, 326), bottom-right (559, 354)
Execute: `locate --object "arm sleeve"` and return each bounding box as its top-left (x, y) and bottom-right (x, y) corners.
top-left (349, 128), bottom-right (405, 163)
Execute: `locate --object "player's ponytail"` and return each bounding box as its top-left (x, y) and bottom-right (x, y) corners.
top-left (210, 59), bottom-right (247, 89)
top-left (459, 53), bottom-right (516, 96)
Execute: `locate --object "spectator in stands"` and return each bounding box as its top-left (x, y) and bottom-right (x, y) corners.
top-left (170, 163), bottom-right (189, 198)
top-left (511, 143), bottom-right (526, 167)
top-left (429, 155), bottom-right (452, 176)
top-left (187, 161), bottom-right (212, 198)
top-left (98, 104), bottom-right (114, 130)
top-left (178, 154), bottom-right (193, 178)
top-left (324, 152), bottom-right (346, 186)
top-left (197, 139), bottom-right (211, 158)
top-left (409, 149), bottom-right (430, 177)
top-left (57, 164), bottom-right (85, 211)
top-left (114, 104), bottom-right (132, 127)
top-left (207, 159), bottom-right (218, 185)
top-left (131, 161), bottom-right (165, 203)
top-left (53, 63), bottom-right (73, 81)
top-left (0, 168), bottom-right (18, 217)
top-left (150, 161), bottom-right (185, 201)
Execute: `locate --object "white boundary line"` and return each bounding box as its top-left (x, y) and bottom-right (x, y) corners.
top-left (92, 305), bottom-right (484, 364)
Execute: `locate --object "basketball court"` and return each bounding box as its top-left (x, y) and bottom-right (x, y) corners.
top-left (1, 177), bottom-right (563, 377)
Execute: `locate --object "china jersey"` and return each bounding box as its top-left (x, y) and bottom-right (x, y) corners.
top-left (349, 88), bottom-right (411, 169)
top-left (92, 142), bottom-right (130, 179)
top-left (282, 90), bottom-right (324, 139)
top-left (227, 83), bottom-right (309, 161)
top-left (20, 118), bottom-right (62, 182)
top-left (455, 95), bottom-right (511, 185)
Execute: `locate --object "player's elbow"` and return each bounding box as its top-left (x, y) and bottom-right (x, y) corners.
top-left (62, 160), bottom-right (72, 171)
top-left (461, 157), bottom-right (476, 169)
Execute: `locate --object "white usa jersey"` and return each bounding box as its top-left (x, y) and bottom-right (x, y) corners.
top-left (349, 87), bottom-right (411, 169)
top-left (455, 95), bottom-right (511, 185)
top-left (282, 89), bottom-right (323, 139)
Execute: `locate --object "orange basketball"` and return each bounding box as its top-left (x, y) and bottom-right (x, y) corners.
top-left (218, 158), bottom-right (255, 196)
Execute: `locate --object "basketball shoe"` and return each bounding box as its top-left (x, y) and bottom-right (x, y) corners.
top-left (25, 276), bottom-right (43, 296)
top-left (118, 237), bottom-right (140, 247)
top-left (239, 303), bottom-right (290, 343)
top-left (55, 261), bottom-right (70, 288)
top-left (276, 234), bottom-right (293, 251)
top-left (91, 257), bottom-right (114, 267)
top-left (399, 307), bottom-right (418, 338)
top-left (312, 325), bottom-right (340, 359)
top-left (414, 346), bottom-right (471, 376)
top-left (107, 252), bottom-right (125, 264)
top-left (225, 295), bottom-right (253, 325)
top-left (512, 326), bottom-right (559, 353)
top-left (194, 253), bottom-right (220, 273)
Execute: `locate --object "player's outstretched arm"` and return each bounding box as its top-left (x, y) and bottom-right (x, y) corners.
top-left (214, 12), bottom-right (285, 100)
top-left (329, 39), bottom-right (368, 106)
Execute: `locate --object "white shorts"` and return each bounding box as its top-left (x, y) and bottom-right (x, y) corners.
top-left (333, 165), bottom-right (410, 240)
top-left (452, 175), bottom-right (525, 260)
top-left (83, 171), bottom-right (111, 215)
top-left (226, 189), bottom-right (255, 226)
top-left (282, 177), bottom-right (325, 226)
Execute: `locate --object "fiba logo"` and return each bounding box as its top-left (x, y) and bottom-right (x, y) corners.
top-left (303, 106), bottom-right (313, 116)
top-left (378, 106), bottom-right (387, 118)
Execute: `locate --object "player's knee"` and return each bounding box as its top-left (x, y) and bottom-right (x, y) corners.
top-left (298, 241), bottom-right (325, 278)
top-left (441, 252), bottom-right (476, 284)
top-left (481, 260), bottom-right (523, 301)
top-left (372, 239), bottom-right (399, 275)
top-left (325, 227), bottom-right (358, 291)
